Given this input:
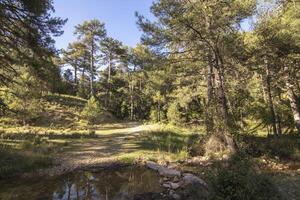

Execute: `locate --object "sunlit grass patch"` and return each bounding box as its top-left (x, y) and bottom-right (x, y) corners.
top-left (139, 125), bottom-right (202, 154)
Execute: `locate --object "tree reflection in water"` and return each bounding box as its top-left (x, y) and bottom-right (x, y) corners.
top-left (0, 167), bottom-right (162, 200)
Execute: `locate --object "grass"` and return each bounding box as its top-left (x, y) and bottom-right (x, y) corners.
top-left (114, 124), bottom-right (204, 164)
top-left (0, 133), bottom-right (71, 178)
top-left (140, 127), bottom-right (201, 154)
top-left (0, 121), bottom-right (299, 200)
top-left (0, 146), bottom-right (52, 178)
top-left (0, 123), bottom-right (202, 177)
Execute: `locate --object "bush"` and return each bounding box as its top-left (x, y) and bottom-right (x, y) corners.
top-left (150, 108), bottom-right (166, 122)
top-left (1, 72), bottom-right (44, 125)
top-left (81, 96), bottom-right (103, 124)
top-left (265, 137), bottom-right (298, 159)
top-left (210, 152), bottom-right (281, 200)
top-left (239, 135), bottom-right (299, 159)
top-left (167, 102), bottom-right (183, 125)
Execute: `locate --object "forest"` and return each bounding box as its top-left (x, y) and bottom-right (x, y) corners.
top-left (0, 0), bottom-right (299, 200)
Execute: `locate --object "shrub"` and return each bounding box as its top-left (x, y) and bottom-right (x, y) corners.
top-left (239, 135), bottom-right (299, 159)
top-left (2, 72), bottom-right (44, 125)
top-left (265, 137), bottom-right (298, 159)
top-left (167, 102), bottom-right (183, 125)
top-left (150, 107), bottom-right (166, 122)
top-left (210, 152), bottom-right (281, 200)
top-left (81, 96), bottom-right (103, 124)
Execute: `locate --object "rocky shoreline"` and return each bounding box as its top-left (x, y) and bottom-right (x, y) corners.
top-left (142, 161), bottom-right (209, 200)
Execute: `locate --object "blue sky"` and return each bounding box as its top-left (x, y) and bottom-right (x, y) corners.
top-left (52, 0), bottom-right (252, 50)
top-left (53, 0), bottom-right (154, 50)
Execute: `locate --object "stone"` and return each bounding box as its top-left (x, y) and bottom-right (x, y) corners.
top-left (146, 161), bottom-right (161, 171)
top-left (173, 176), bottom-right (179, 182)
top-left (163, 183), bottom-right (171, 188)
top-left (182, 173), bottom-right (207, 188)
top-left (172, 193), bottom-right (181, 200)
top-left (170, 182), bottom-right (180, 190)
top-left (158, 167), bottom-right (181, 178)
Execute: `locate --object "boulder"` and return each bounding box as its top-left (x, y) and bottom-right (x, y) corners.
top-left (158, 167), bottom-right (181, 178)
top-left (170, 182), bottom-right (180, 190)
top-left (146, 161), bottom-right (161, 171)
top-left (146, 161), bottom-right (181, 178)
top-left (182, 173), bottom-right (207, 188)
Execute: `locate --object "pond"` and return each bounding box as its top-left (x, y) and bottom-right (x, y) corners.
top-left (0, 167), bottom-right (164, 200)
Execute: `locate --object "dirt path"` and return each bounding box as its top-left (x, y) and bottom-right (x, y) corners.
top-left (42, 123), bottom-right (156, 176)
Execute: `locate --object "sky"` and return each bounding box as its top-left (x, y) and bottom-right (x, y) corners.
top-left (52, 0), bottom-right (155, 50)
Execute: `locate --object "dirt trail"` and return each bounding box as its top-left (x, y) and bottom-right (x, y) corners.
top-left (42, 123), bottom-right (156, 176)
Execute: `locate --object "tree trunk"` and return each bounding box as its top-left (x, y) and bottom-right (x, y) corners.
top-left (276, 113), bottom-right (282, 135)
top-left (260, 74), bottom-right (267, 102)
top-left (74, 63), bottom-right (77, 85)
top-left (265, 65), bottom-right (278, 136)
top-left (205, 63), bottom-right (214, 134)
top-left (157, 102), bottom-right (161, 122)
top-left (90, 39), bottom-right (94, 96)
top-left (215, 52), bottom-right (236, 153)
top-left (74, 63), bottom-right (78, 93)
top-left (217, 69), bottom-right (236, 153)
top-left (106, 52), bottom-right (112, 108)
top-left (286, 81), bottom-right (300, 134)
top-left (130, 81), bottom-right (134, 121)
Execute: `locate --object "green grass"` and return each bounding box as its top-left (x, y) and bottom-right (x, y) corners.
top-left (44, 93), bottom-right (87, 107)
top-left (0, 134), bottom-right (71, 178)
top-left (0, 147), bottom-right (52, 178)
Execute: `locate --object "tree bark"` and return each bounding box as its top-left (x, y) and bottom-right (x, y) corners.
top-left (130, 81), bottom-right (134, 121)
top-left (286, 81), bottom-right (300, 134)
top-left (90, 38), bottom-right (94, 96)
top-left (74, 63), bottom-right (78, 93)
top-left (215, 51), bottom-right (236, 153)
top-left (205, 63), bottom-right (214, 134)
top-left (265, 65), bottom-right (278, 136)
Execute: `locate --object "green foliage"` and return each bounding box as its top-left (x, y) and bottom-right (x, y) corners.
top-left (240, 135), bottom-right (300, 159)
top-left (167, 102), bottom-right (183, 125)
top-left (81, 96), bottom-right (103, 124)
top-left (150, 107), bottom-right (166, 122)
top-left (210, 153), bottom-right (281, 200)
top-left (2, 72), bottom-right (44, 124)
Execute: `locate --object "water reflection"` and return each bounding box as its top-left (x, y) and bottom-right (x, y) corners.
top-left (0, 167), bottom-right (163, 200)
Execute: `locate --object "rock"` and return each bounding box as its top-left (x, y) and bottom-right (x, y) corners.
top-left (176, 182), bottom-right (208, 200)
top-left (146, 161), bottom-right (161, 171)
top-left (163, 183), bottom-right (171, 188)
top-left (134, 192), bottom-right (168, 200)
top-left (173, 176), bottom-right (179, 182)
top-left (158, 167), bottom-right (181, 178)
top-left (167, 163), bottom-right (177, 169)
top-left (170, 182), bottom-right (180, 190)
top-left (182, 173), bottom-right (207, 188)
top-left (169, 190), bottom-right (175, 195)
top-left (171, 193), bottom-right (181, 200)
top-left (146, 161), bottom-right (181, 178)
